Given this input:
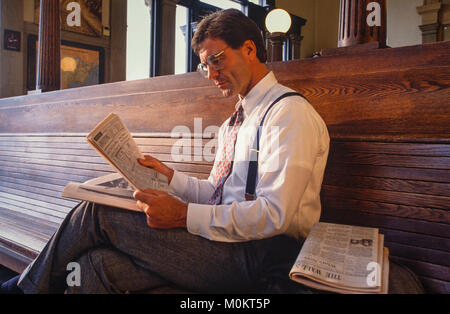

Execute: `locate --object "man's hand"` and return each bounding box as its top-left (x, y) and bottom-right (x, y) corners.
top-left (133, 189), bottom-right (188, 229)
top-left (138, 155), bottom-right (174, 184)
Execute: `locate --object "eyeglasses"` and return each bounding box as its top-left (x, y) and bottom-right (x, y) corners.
top-left (197, 47), bottom-right (228, 78)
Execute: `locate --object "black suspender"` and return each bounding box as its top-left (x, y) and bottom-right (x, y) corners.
top-left (245, 92), bottom-right (306, 201)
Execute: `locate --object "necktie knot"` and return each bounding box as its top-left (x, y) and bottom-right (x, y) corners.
top-left (229, 105), bottom-right (244, 126)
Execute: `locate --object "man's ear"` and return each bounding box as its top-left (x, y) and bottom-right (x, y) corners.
top-left (242, 40), bottom-right (257, 61)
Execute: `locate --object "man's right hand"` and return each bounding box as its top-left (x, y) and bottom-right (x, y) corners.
top-left (138, 155), bottom-right (174, 185)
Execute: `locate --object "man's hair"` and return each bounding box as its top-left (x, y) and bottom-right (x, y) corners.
top-left (192, 9), bottom-right (267, 63)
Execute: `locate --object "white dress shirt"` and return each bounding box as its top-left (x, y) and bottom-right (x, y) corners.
top-left (169, 71), bottom-right (330, 242)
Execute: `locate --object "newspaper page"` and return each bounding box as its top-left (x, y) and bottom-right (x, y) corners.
top-left (62, 173), bottom-right (140, 211)
top-left (289, 222), bottom-right (384, 293)
top-left (86, 113), bottom-right (169, 192)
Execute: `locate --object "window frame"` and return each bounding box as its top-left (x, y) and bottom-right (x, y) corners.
top-left (150, 0), bottom-right (268, 76)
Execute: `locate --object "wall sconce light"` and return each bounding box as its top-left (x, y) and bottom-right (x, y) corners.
top-left (265, 8), bottom-right (292, 62)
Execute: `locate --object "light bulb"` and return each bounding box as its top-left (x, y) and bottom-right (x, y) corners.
top-left (265, 8), bottom-right (292, 34)
top-left (61, 57), bottom-right (77, 72)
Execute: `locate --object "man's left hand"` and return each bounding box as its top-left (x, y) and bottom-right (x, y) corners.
top-left (133, 189), bottom-right (188, 229)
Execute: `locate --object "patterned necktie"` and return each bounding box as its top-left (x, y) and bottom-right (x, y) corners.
top-left (209, 105), bottom-right (245, 205)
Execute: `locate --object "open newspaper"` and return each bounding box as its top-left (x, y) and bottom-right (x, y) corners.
top-left (62, 173), bottom-right (141, 211)
top-left (86, 112), bottom-right (169, 191)
top-left (61, 113), bottom-right (169, 210)
top-left (289, 222), bottom-right (389, 294)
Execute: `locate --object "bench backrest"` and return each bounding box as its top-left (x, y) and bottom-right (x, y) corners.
top-left (0, 41), bottom-right (449, 293)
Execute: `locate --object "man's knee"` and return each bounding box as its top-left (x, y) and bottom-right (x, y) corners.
top-left (69, 201), bottom-right (94, 220)
top-left (68, 201), bottom-right (115, 228)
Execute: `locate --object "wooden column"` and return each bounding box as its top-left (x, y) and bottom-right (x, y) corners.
top-left (338, 0), bottom-right (386, 48)
top-left (36, 0), bottom-right (61, 92)
top-left (289, 33), bottom-right (303, 60)
top-left (110, 0), bottom-right (127, 82)
top-left (267, 33), bottom-right (284, 62)
top-left (151, 0), bottom-right (178, 76)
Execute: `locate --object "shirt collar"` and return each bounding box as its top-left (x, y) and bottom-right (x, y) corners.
top-left (237, 71), bottom-right (278, 117)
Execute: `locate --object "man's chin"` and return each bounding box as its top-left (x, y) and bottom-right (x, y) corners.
top-left (220, 87), bottom-right (236, 98)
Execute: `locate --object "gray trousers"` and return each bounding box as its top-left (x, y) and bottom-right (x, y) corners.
top-left (17, 201), bottom-right (301, 294)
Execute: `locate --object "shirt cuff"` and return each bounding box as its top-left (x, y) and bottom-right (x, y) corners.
top-left (186, 203), bottom-right (213, 239)
top-left (168, 170), bottom-right (189, 197)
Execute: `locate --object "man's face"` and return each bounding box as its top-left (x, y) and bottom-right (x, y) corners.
top-left (198, 37), bottom-right (252, 98)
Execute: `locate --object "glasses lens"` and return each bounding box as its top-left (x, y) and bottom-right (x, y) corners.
top-left (197, 63), bottom-right (208, 77)
top-left (197, 49), bottom-right (225, 78)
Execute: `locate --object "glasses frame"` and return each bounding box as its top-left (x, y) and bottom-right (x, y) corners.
top-left (197, 47), bottom-right (228, 78)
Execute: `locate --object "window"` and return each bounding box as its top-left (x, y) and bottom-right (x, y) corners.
top-left (175, 5), bottom-right (188, 74)
top-left (200, 0), bottom-right (242, 10)
top-left (127, 0), bottom-right (151, 81)
top-left (248, 0), bottom-right (265, 5)
top-left (173, 0), bottom-right (267, 75)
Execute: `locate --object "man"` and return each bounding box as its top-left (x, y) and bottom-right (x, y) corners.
top-left (1, 9), bottom-right (329, 294)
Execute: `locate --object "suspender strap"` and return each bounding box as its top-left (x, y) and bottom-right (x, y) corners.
top-left (245, 92), bottom-right (306, 201)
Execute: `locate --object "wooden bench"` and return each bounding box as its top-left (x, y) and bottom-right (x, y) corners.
top-left (0, 41), bottom-right (449, 293)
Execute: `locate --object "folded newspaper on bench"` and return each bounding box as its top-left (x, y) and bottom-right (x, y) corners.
top-left (62, 113), bottom-right (169, 211)
top-left (289, 222), bottom-right (389, 294)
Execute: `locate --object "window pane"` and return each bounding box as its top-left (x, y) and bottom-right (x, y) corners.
top-left (126, 0), bottom-right (151, 81)
top-left (175, 5), bottom-right (188, 74)
top-left (200, 0), bottom-right (242, 10)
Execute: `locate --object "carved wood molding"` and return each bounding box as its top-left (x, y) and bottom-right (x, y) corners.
top-left (416, 0), bottom-right (450, 43)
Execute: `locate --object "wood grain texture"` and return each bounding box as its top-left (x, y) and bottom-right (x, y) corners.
top-left (1, 41), bottom-right (449, 138)
top-left (0, 41), bottom-right (449, 292)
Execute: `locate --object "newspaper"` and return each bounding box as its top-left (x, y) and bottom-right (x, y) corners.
top-left (86, 113), bottom-right (169, 192)
top-left (289, 222), bottom-right (389, 294)
top-left (62, 173), bottom-right (140, 211)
